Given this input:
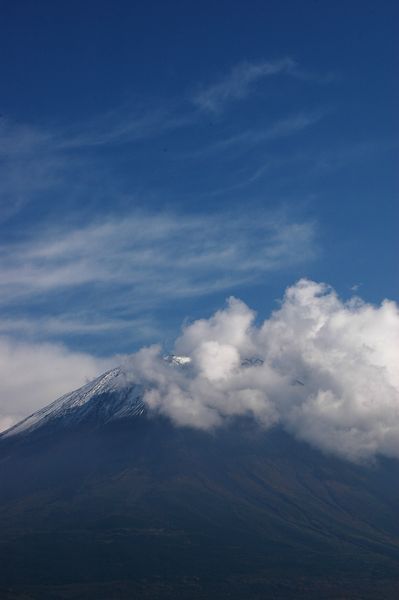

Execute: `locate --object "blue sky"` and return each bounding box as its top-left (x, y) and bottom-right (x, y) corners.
top-left (0, 0), bottom-right (397, 360)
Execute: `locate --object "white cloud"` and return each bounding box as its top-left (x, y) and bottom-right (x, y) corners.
top-left (0, 337), bottom-right (116, 432)
top-left (0, 212), bottom-right (317, 313)
top-left (0, 118), bottom-right (65, 222)
top-left (124, 280), bottom-right (399, 462)
top-left (59, 106), bottom-right (193, 149)
top-left (0, 107), bottom-right (192, 222)
top-left (0, 315), bottom-right (157, 341)
top-left (2, 279), bottom-right (397, 462)
top-left (212, 112), bottom-right (325, 151)
top-left (186, 112), bottom-right (325, 162)
top-left (193, 58), bottom-right (296, 113)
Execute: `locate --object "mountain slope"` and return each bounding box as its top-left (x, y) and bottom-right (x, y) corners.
top-left (0, 368), bottom-right (398, 599)
top-left (1, 355), bottom-right (194, 440)
top-left (1, 368), bottom-right (144, 439)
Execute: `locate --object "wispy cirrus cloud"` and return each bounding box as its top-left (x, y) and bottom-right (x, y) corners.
top-left (0, 105), bottom-right (188, 155)
top-left (0, 118), bottom-right (54, 157)
top-left (0, 211), bottom-right (317, 316)
top-left (0, 105), bottom-right (193, 221)
top-left (0, 314), bottom-right (157, 341)
top-left (59, 106), bottom-right (194, 149)
top-left (0, 57), bottom-right (324, 348)
top-left (0, 109), bottom-right (181, 223)
top-left (188, 111), bottom-right (326, 161)
top-left (192, 58), bottom-right (296, 113)
top-left (217, 111), bottom-right (325, 149)
top-left (0, 56), bottom-right (333, 221)
top-left (0, 117), bottom-right (65, 221)
top-left (192, 58), bottom-right (337, 114)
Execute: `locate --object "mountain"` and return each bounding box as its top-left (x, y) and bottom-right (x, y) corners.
top-left (1, 367), bottom-right (145, 439)
top-left (0, 360), bottom-right (399, 599)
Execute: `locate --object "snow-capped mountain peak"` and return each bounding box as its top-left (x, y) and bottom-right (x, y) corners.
top-left (0, 355), bottom-right (196, 440)
top-left (1, 354), bottom-right (267, 440)
top-left (1, 367), bottom-right (145, 439)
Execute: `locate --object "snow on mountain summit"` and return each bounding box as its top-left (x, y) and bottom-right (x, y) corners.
top-left (0, 354), bottom-right (266, 440)
top-left (1, 367), bottom-right (144, 439)
top-left (164, 354), bottom-right (192, 366)
top-left (0, 355), bottom-right (194, 440)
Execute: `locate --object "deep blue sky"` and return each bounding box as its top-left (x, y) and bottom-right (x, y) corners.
top-left (0, 0), bottom-right (397, 356)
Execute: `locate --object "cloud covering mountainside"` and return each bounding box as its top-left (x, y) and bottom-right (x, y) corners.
top-left (1, 279), bottom-right (398, 463)
top-left (125, 279), bottom-right (399, 462)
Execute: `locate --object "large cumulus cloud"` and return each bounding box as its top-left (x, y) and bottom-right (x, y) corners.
top-left (125, 279), bottom-right (399, 462)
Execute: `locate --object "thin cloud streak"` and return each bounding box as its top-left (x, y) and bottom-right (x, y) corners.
top-left (59, 107), bottom-right (195, 150)
top-left (216, 112), bottom-right (326, 149)
top-left (192, 58), bottom-right (297, 113)
top-left (187, 112), bottom-right (326, 161)
top-left (0, 212), bottom-right (317, 312)
top-left (0, 315), bottom-right (157, 340)
top-left (0, 57), bottom-right (332, 222)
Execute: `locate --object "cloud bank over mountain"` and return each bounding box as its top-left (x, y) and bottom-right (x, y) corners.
top-left (1, 279), bottom-right (398, 462)
top-left (126, 279), bottom-right (399, 462)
